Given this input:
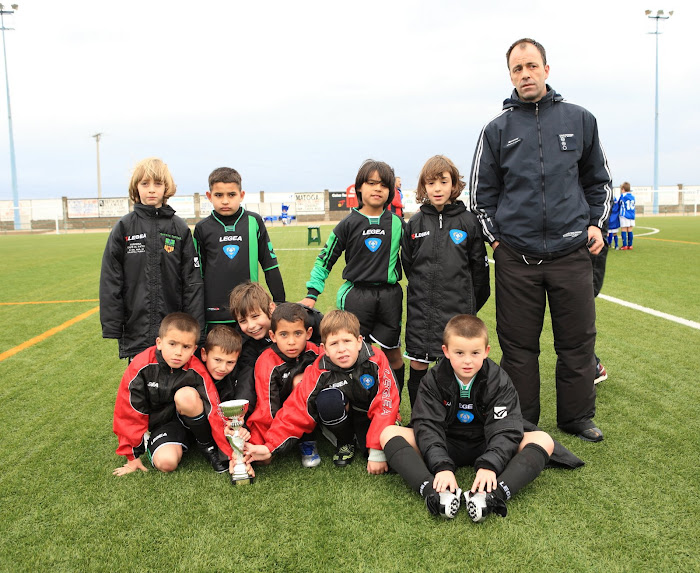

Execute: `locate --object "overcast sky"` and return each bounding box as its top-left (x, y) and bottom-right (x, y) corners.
top-left (0, 0), bottom-right (695, 201)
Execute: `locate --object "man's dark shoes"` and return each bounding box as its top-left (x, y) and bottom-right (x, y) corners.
top-left (197, 441), bottom-right (228, 473)
top-left (577, 427), bottom-right (604, 442)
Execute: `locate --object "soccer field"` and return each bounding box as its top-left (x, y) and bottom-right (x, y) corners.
top-left (0, 216), bottom-right (698, 572)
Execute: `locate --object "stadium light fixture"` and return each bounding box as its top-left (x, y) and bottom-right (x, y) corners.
top-left (0, 2), bottom-right (19, 229)
top-left (646, 8), bottom-right (673, 214)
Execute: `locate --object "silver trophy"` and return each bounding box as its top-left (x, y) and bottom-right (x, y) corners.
top-left (220, 399), bottom-right (254, 485)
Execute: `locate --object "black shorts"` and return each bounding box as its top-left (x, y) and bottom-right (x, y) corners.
top-left (338, 283), bottom-right (402, 349)
top-left (445, 435), bottom-right (486, 468)
top-left (146, 418), bottom-right (190, 466)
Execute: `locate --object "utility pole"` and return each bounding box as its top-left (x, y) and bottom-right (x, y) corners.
top-left (92, 133), bottom-right (102, 198)
top-left (0, 3), bottom-right (19, 230)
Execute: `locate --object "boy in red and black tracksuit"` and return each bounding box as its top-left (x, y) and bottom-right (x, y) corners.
top-left (113, 313), bottom-right (232, 476)
top-left (247, 303), bottom-right (320, 448)
top-left (245, 310), bottom-right (400, 473)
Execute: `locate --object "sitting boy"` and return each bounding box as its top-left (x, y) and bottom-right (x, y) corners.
top-left (200, 324), bottom-right (255, 409)
top-left (246, 303), bottom-right (321, 467)
top-left (245, 310), bottom-right (400, 473)
top-left (379, 314), bottom-right (555, 521)
top-left (230, 282), bottom-right (322, 369)
top-left (113, 312), bottom-right (231, 476)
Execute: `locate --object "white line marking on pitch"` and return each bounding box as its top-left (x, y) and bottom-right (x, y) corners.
top-left (597, 294), bottom-right (700, 330)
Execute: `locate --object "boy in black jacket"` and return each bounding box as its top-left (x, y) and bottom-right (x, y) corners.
top-left (100, 157), bottom-right (204, 360)
top-left (380, 315), bottom-right (555, 521)
top-left (193, 167), bottom-right (285, 331)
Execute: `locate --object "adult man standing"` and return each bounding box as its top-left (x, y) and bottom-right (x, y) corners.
top-left (470, 38), bottom-right (612, 442)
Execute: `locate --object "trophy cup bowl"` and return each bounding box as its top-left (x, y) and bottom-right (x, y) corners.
top-left (219, 399), bottom-right (254, 485)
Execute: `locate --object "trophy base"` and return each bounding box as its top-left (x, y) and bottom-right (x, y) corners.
top-left (230, 473), bottom-right (254, 486)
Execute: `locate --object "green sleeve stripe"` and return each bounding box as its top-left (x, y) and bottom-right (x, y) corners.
top-left (388, 215), bottom-right (403, 283)
top-left (306, 231), bottom-right (338, 294)
top-left (262, 263), bottom-right (280, 272)
top-left (249, 216), bottom-right (259, 282)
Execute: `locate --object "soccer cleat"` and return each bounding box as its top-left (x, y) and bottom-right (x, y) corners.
top-left (333, 443), bottom-right (355, 467)
top-left (594, 362), bottom-right (608, 385)
top-left (197, 442), bottom-right (228, 473)
top-left (425, 488), bottom-right (462, 519)
top-left (299, 441), bottom-right (321, 468)
top-left (465, 491), bottom-right (508, 523)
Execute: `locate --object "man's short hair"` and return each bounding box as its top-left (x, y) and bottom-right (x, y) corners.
top-left (443, 314), bottom-right (489, 347)
top-left (320, 310), bottom-right (361, 343)
top-left (128, 158), bottom-right (176, 204)
top-left (506, 38), bottom-right (547, 69)
top-left (416, 155), bottom-right (466, 205)
top-left (204, 325), bottom-right (242, 354)
top-left (355, 159), bottom-right (396, 208)
top-left (620, 182), bottom-right (631, 192)
top-left (271, 302), bottom-right (308, 332)
top-left (228, 282), bottom-right (273, 321)
top-left (208, 167), bottom-right (242, 191)
top-left (159, 312), bottom-right (200, 339)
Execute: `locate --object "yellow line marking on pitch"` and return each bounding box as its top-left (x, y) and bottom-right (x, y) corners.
top-left (0, 299), bottom-right (99, 306)
top-left (0, 306), bottom-right (99, 363)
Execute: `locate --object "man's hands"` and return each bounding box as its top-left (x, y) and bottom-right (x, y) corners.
top-left (587, 226), bottom-right (604, 255)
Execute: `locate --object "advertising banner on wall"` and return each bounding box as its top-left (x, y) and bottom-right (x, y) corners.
top-left (294, 192), bottom-right (324, 214)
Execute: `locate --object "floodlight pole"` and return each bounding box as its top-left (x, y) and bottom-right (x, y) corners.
top-left (92, 133), bottom-right (103, 199)
top-left (0, 4), bottom-right (19, 230)
top-left (646, 9), bottom-right (673, 214)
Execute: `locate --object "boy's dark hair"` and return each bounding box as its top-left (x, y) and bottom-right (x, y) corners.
top-left (443, 314), bottom-right (489, 347)
top-left (229, 282), bottom-right (273, 321)
top-left (271, 302), bottom-right (308, 332)
top-left (415, 155), bottom-right (466, 205)
top-left (620, 182), bottom-right (631, 192)
top-left (355, 159), bottom-right (396, 208)
top-left (320, 310), bottom-right (360, 343)
top-left (506, 38), bottom-right (547, 69)
top-left (159, 312), bottom-right (200, 339)
top-left (128, 157), bottom-right (176, 204)
top-left (208, 167), bottom-right (242, 191)
top-left (204, 325), bottom-right (242, 354)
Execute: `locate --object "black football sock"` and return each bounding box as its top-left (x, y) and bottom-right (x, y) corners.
top-left (325, 414), bottom-right (356, 447)
top-left (407, 367), bottom-right (427, 408)
top-left (392, 364), bottom-right (405, 398)
top-left (180, 411), bottom-right (215, 445)
top-left (495, 443), bottom-right (550, 501)
top-left (384, 436), bottom-right (436, 497)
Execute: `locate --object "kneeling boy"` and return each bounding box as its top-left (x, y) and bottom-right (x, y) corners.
top-left (245, 310), bottom-right (400, 473)
top-left (113, 313), bottom-right (232, 476)
top-left (247, 303), bottom-right (321, 467)
top-left (380, 315), bottom-right (554, 520)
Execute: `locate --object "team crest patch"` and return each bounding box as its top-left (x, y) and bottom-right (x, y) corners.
top-left (360, 374), bottom-right (375, 389)
top-left (365, 238), bottom-right (381, 252)
top-left (494, 406), bottom-right (507, 419)
top-left (164, 238), bottom-right (175, 253)
top-left (223, 245), bottom-right (240, 259)
top-left (450, 229), bottom-right (467, 245)
top-left (457, 410), bottom-right (474, 424)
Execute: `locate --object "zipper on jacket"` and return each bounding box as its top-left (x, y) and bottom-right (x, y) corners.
top-left (536, 103), bottom-right (548, 253)
top-left (439, 213), bottom-right (443, 229)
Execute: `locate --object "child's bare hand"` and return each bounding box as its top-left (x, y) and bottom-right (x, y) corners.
top-left (113, 458), bottom-right (148, 476)
top-left (367, 460), bottom-right (388, 475)
top-left (244, 443), bottom-right (271, 463)
top-left (471, 468), bottom-right (497, 493)
top-left (299, 297), bottom-right (316, 309)
top-left (237, 427), bottom-right (251, 442)
top-left (433, 470), bottom-right (458, 493)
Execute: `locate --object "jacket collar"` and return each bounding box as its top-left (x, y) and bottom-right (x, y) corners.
top-left (420, 200), bottom-right (467, 217)
top-left (134, 202), bottom-right (176, 219)
top-left (503, 85), bottom-right (562, 111)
